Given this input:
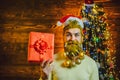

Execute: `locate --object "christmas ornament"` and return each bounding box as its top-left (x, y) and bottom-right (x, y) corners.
top-left (85, 0), bottom-right (94, 4)
top-left (84, 0), bottom-right (94, 6)
top-left (62, 51), bottom-right (85, 68)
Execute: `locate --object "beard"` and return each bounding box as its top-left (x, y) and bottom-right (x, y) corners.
top-left (64, 40), bottom-right (82, 57)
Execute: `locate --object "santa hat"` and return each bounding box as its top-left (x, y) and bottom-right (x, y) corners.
top-left (57, 15), bottom-right (84, 28)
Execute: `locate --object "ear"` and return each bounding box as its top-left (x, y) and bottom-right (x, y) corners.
top-left (80, 36), bottom-right (83, 45)
top-left (63, 34), bottom-right (66, 43)
top-left (81, 35), bottom-right (83, 43)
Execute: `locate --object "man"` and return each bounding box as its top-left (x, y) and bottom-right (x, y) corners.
top-left (39, 15), bottom-right (99, 80)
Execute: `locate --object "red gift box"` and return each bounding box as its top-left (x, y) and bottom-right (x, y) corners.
top-left (28, 32), bottom-right (54, 62)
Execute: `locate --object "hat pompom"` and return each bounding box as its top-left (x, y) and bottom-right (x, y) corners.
top-left (57, 21), bottom-right (63, 26)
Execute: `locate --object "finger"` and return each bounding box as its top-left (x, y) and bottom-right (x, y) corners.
top-left (45, 59), bottom-right (52, 67)
top-left (41, 60), bottom-right (47, 68)
top-left (48, 59), bottom-right (53, 64)
top-left (41, 59), bottom-right (53, 68)
top-left (41, 60), bottom-right (45, 67)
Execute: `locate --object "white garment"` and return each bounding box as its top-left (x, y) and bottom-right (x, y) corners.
top-left (48, 52), bottom-right (99, 80)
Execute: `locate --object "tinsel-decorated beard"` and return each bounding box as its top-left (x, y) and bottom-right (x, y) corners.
top-left (62, 40), bottom-right (84, 68)
top-left (64, 40), bottom-right (83, 59)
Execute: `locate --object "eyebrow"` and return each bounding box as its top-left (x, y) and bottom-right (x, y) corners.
top-left (65, 32), bottom-right (80, 34)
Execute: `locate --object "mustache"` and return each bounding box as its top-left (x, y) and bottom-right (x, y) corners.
top-left (64, 40), bottom-right (79, 47)
top-left (64, 40), bottom-right (82, 53)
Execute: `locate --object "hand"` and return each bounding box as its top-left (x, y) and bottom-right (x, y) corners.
top-left (41, 60), bottom-right (54, 76)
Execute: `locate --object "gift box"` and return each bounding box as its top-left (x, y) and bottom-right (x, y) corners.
top-left (28, 32), bottom-right (54, 62)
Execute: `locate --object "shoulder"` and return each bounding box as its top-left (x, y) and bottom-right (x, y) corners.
top-left (54, 52), bottom-right (65, 60)
top-left (82, 55), bottom-right (98, 73)
top-left (83, 55), bottom-right (97, 66)
top-left (84, 55), bottom-right (95, 61)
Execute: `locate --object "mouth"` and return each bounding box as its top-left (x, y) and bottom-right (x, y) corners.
top-left (64, 41), bottom-right (79, 48)
top-left (68, 42), bottom-right (78, 45)
top-left (68, 42), bottom-right (74, 45)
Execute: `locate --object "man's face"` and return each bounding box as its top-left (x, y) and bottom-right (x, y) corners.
top-left (63, 28), bottom-right (82, 43)
top-left (63, 28), bottom-right (83, 54)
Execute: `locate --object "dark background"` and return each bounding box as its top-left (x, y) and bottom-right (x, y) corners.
top-left (0, 0), bottom-right (120, 80)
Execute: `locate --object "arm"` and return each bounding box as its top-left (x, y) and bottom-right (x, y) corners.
top-left (90, 61), bottom-right (99, 80)
top-left (39, 60), bottom-right (53, 80)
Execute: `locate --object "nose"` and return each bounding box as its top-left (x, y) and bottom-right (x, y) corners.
top-left (70, 35), bottom-right (76, 41)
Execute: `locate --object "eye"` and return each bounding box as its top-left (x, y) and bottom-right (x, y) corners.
top-left (65, 32), bottom-right (72, 37)
top-left (75, 33), bottom-right (80, 37)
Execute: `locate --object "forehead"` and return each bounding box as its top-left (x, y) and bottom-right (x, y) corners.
top-left (64, 28), bottom-right (81, 33)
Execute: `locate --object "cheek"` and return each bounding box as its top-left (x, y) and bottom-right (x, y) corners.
top-left (76, 36), bottom-right (83, 43)
top-left (63, 35), bottom-right (70, 42)
top-left (66, 36), bottom-right (71, 41)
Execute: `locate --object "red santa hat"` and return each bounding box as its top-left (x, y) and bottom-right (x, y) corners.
top-left (57, 15), bottom-right (84, 28)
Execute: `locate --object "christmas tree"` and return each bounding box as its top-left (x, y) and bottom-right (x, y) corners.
top-left (81, 1), bottom-right (119, 80)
